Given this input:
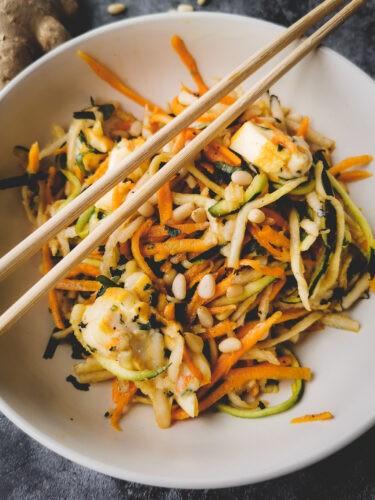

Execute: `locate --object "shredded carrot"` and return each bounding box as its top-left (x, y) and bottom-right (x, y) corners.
top-left (143, 238), bottom-right (215, 257)
top-left (171, 35), bottom-right (208, 95)
top-left (42, 245), bottom-right (65, 329)
top-left (268, 277), bottom-right (286, 302)
top-left (238, 258), bottom-right (285, 278)
top-left (72, 164), bottom-right (84, 183)
top-left (85, 158), bottom-right (108, 185)
top-left (164, 302), bottom-right (175, 321)
top-left (183, 347), bottom-right (204, 382)
top-left (55, 279), bottom-right (100, 292)
top-left (111, 182), bottom-right (132, 210)
top-left (204, 140), bottom-right (241, 166)
top-left (251, 226), bottom-right (290, 262)
top-left (170, 96), bottom-right (186, 116)
top-left (158, 182), bottom-right (173, 224)
top-left (370, 278), bottom-right (375, 293)
top-left (279, 308), bottom-right (308, 323)
top-left (188, 263), bottom-right (214, 289)
top-left (207, 320), bottom-right (236, 338)
top-left (173, 363), bottom-right (311, 420)
top-left (111, 380), bottom-right (137, 431)
top-left (145, 223), bottom-right (209, 242)
top-left (77, 51), bottom-right (166, 114)
top-left (329, 154), bottom-right (373, 175)
top-left (210, 312), bottom-right (282, 386)
top-left (291, 411), bottom-right (334, 424)
top-left (296, 116), bottom-right (310, 138)
top-left (27, 142), bottom-right (40, 174)
top-left (338, 170), bottom-right (373, 183)
top-left (208, 305), bottom-right (237, 316)
top-left (66, 263), bottom-right (100, 278)
top-left (131, 219), bottom-right (158, 281)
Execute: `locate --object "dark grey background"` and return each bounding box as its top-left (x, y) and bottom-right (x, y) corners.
top-left (1, 0), bottom-right (374, 498)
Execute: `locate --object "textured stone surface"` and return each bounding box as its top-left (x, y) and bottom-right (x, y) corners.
top-left (1, 0), bottom-right (375, 498)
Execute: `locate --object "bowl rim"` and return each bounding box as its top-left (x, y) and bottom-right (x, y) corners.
top-left (0, 10), bottom-right (374, 489)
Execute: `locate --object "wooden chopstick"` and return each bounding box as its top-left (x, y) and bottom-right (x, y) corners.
top-left (0, 0), bottom-right (344, 282)
top-left (0, 0), bottom-right (365, 335)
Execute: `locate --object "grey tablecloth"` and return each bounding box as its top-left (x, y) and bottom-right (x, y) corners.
top-left (1, 1), bottom-right (375, 498)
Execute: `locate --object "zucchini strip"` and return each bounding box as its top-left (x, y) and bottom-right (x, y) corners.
top-left (217, 349), bottom-right (303, 419)
top-left (328, 173), bottom-right (374, 259)
top-left (96, 354), bottom-right (170, 381)
top-left (228, 177), bottom-right (306, 269)
top-left (289, 208), bottom-right (310, 310)
top-left (341, 272), bottom-right (370, 310)
top-left (259, 312), bottom-right (323, 348)
top-left (187, 163), bottom-right (225, 198)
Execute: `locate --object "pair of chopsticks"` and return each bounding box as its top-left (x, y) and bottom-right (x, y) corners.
top-left (0, 0), bottom-right (365, 334)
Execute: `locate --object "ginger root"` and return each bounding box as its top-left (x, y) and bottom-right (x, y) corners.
top-left (0, 0), bottom-right (78, 89)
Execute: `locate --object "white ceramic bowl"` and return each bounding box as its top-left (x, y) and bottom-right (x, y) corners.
top-left (0, 12), bottom-right (374, 489)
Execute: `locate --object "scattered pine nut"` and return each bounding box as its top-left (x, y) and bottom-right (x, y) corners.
top-left (177, 3), bottom-right (194, 12)
top-left (107, 3), bottom-right (126, 15)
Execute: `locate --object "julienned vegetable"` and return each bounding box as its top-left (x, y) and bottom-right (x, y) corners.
top-left (18, 34), bottom-right (373, 431)
top-left (217, 350), bottom-right (304, 418)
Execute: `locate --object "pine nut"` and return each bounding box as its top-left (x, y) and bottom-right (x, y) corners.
top-left (186, 174), bottom-right (197, 189)
top-left (137, 201), bottom-right (154, 217)
top-left (107, 3), bottom-right (126, 15)
top-left (197, 306), bottom-right (214, 328)
top-left (177, 3), bottom-right (194, 12)
top-left (300, 218), bottom-right (319, 237)
top-left (223, 219), bottom-right (235, 241)
top-left (182, 259), bottom-right (193, 269)
top-left (231, 170), bottom-right (252, 186)
top-left (247, 208), bottom-right (265, 224)
top-left (226, 284), bottom-right (244, 298)
top-left (197, 0), bottom-right (206, 6)
top-left (172, 202), bottom-right (195, 222)
top-left (172, 273), bottom-right (187, 300)
top-left (197, 274), bottom-right (216, 300)
top-left (129, 120), bottom-right (142, 137)
top-left (191, 207), bottom-right (207, 223)
top-left (163, 268), bottom-right (177, 286)
top-left (185, 332), bottom-right (204, 353)
top-left (218, 337), bottom-right (242, 353)
top-left (178, 90), bottom-right (198, 106)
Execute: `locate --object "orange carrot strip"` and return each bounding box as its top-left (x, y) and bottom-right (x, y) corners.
top-left (268, 277), bottom-right (286, 302)
top-left (207, 320), bottom-right (236, 338)
top-left (66, 263), bottom-right (100, 278)
top-left (27, 142), bottom-right (40, 174)
top-left (171, 35), bottom-right (208, 95)
top-left (77, 51), bottom-right (165, 114)
top-left (111, 380), bottom-right (137, 431)
top-left (296, 116), bottom-right (310, 138)
top-left (42, 245), bottom-right (65, 329)
top-left (204, 140), bottom-right (241, 167)
top-left (251, 226), bottom-right (290, 262)
top-left (158, 182), bottom-right (173, 224)
top-left (183, 347), bottom-right (204, 382)
top-left (238, 259), bottom-right (285, 278)
top-left (338, 170), bottom-right (373, 183)
top-left (370, 278), bottom-right (375, 293)
top-left (188, 264), bottom-right (215, 289)
top-left (170, 96), bottom-right (186, 116)
top-left (210, 312), bottom-right (282, 386)
top-left (173, 362), bottom-right (311, 420)
top-left (291, 411), bottom-right (334, 424)
top-left (112, 182), bottom-right (132, 210)
top-left (329, 154), bottom-right (373, 175)
top-left (208, 305), bottom-right (237, 316)
top-left (184, 261), bottom-right (209, 282)
top-left (55, 279), bottom-right (100, 292)
top-left (131, 219), bottom-right (158, 281)
top-left (85, 158), bottom-right (109, 185)
top-left (145, 223), bottom-right (209, 241)
top-left (164, 302), bottom-right (175, 321)
top-left (143, 239), bottom-right (215, 257)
